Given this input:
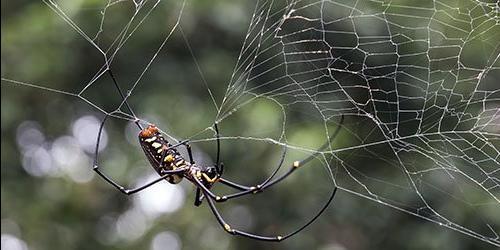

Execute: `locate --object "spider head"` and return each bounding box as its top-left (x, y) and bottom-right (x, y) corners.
top-left (139, 124), bottom-right (159, 138)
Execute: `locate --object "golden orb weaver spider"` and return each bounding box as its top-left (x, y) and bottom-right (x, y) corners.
top-left (93, 70), bottom-right (343, 241)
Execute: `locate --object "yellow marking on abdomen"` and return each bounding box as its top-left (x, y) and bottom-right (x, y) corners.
top-left (151, 142), bottom-right (162, 148)
top-left (164, 155), bottom-right (174, 162)
top-left (145, 137), bottom-right (157, 142)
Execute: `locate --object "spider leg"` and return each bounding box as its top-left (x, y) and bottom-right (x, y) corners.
top-left (94, 115), bottom-right (189, 195)
top-left (93, 165), bottom-right (186, 195)
top-left (198, 160), bottom-right (299, 202)
top-left (214, 125), bottom-right (287, 193)
top-left (194, 187), bottom-right (203, 206)
top-left (214, 123), bottom-right (223, 175)
top-left (217, 145), bottom-right (287, 192)
top-left (192, 123), bottom-right (224, 207)
top-left (108, 69), bottom-right (143, 130)
top-left (218, 177), bottom-right (250, 191)
top-left (171, 139), bottom-right (205, 206)
top-left (195, 176), bottom-right (338, 241)
top-left (168, 140), bottom-right (190, 150)
top-left (205, 115), bottom-right (344, 202)
top-left (184, 143), bottom-right (194, 164)
top-left (195, 154), bottom-right (319, 202)
top-left (100, 69), bottom-right (200, 196)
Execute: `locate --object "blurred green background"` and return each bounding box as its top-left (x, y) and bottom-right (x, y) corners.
top-left (2, 0), bottom-right (499, 250)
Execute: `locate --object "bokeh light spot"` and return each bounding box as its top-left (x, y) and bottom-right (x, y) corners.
top-left (72, 115), bottom-right (107, 153)
top-left (135, 174), bottom-right (186, 218)
top-left (1, 234), bottom-right (29, 250)
top-left (150, 231), bottom-right (181, 250)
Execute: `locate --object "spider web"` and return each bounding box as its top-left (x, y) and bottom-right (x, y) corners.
top-left (217, 0), bottom-right (500, 246)
top-left (2, 0), bottom-right (499, 247)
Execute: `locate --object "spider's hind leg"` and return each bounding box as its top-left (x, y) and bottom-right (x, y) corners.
top-left (196, 177), bottom-right (338, 241)
top-left (194, 187), bottom-right (204, 206)
top-left (93, 115), bottom-right (188, 195)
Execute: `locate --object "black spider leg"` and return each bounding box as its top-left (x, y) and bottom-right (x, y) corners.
top-left (193, 175), bottom-right (338, 241)
top-left (95, 70), bottom-right (199, 195)
top-left (190, 115), bottom-right (344, 241)
top-left (108, 69), bottom-right (142, 130)
top-left (206, 123), bottom-right (286, 200)
top-left (169, 141), bottom-right (196, 201)
top-left (171, 140), bottom-right (202, 206)
top-left (194, 188), bottom-right (203, 206)
top-left (205, 114), bottom-right (344, 202)
top-left (94, 130), bottom-right (193, 195)
top-left (217, 144), bottom-right (287, 192)
top-left (169, 140), bottom-right (203, 206)
top-left (194, 122), bottom-right (226, 206)
top-left (214, 123), bottom-right (299, 193)
top-left (214, 123), bottom-right (223, 174)
top-left (93, 115), bottom-right (189, 195)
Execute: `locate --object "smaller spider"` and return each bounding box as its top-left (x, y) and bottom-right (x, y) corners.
top-left (93, 70), bottom-right (343, 241)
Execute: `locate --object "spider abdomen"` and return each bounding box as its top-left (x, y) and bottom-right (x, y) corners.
top-left (138, 125), bottom-right (185, 184)
top-left (163, 153), bottom-right (187, 184)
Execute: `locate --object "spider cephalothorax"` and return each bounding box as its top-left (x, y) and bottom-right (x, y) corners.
top-left (93, 70), bottom-right (343, 241)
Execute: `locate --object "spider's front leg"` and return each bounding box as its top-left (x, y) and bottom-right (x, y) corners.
top-left (193, 122), bottom-right (225, 206)
top-left (193, 122), bottom-right (259, 203)
top-left (202, 115), bottom-right (344, 202)
top-left (172, 140), bottom-right (206, 207)
top-left (195, 159), bottom-right (301, 202)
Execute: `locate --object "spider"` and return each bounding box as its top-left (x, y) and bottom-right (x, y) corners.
top-left (93, 70), bottom-right (343, 241)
